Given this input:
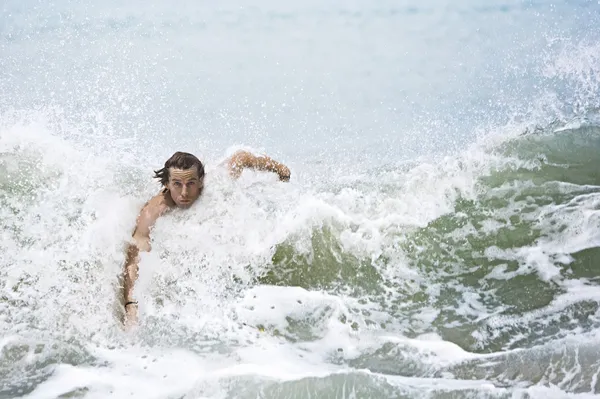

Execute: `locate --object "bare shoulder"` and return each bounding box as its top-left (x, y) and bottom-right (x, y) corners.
top-left (225, 150), bottom-right (253, 178)
top-left (227, 150), bottom-right (254, 167)
top-left (133, 194), bottom-right (169, 238)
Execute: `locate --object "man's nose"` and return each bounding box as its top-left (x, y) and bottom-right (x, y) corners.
top-left (181, 185), bottom-right (188, 196)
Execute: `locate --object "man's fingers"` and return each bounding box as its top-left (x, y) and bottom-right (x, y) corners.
top-left (124, 307), bottom-right (139, 331)
top-left (278, 165), bottom-right (291, 181)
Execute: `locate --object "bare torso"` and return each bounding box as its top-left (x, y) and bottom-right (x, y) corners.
top-left (132, 191), bottom-right (173, 249)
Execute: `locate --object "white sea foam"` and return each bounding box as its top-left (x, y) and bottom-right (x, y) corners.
top-left (2, 108), bottom-right (600, 398)
top-left (3, 0), bottom-right (600, 396)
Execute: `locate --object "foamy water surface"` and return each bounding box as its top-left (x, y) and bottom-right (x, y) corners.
top-left (1, 0), bottom-right (600, 398)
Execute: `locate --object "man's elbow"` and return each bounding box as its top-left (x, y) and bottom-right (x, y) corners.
top-left (130, 233), bottom-right (151, 253)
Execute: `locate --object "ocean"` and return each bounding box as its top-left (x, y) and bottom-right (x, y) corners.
top-left (1, 0), bottom-right (600, 398)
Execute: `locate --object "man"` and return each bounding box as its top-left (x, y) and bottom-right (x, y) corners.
top-left (122, 150), bottom-right (291, 328)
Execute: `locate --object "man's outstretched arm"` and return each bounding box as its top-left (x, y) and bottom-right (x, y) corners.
top-left (123, 198), bottom-right (160, 329)
top-left (227, 150), bottom-right (291, 181)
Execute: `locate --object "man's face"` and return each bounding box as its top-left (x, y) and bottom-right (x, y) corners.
top-left (166, 167), bottom-right (204, 208)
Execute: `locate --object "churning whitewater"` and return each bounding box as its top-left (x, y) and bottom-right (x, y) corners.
top-left (1, 0), bottom-right (600, 398)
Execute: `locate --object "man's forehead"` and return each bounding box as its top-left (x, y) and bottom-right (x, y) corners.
top-left (169, 167), bottom-right (201, 180)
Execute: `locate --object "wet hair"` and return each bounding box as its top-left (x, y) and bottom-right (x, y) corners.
top-left (153, 151), bottom-right (205, 186)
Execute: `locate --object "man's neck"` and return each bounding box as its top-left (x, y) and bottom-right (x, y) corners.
top-left (160, 189), bottom-right (177, 208)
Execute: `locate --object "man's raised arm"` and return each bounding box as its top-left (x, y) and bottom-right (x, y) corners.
top-left (227, 150), bottom-right (291, 181)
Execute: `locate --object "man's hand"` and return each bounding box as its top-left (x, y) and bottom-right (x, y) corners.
top-left (277, 164), bottom-right (291, 181)
top-left (124, 302), bottom-right (138, 330)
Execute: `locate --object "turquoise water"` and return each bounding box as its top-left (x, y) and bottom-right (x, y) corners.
top-left (1, 1), bottom-right (600, 398)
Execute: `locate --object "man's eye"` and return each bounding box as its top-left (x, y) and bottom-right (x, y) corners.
top-left (174, 182), bottom-right (182, 187)
top-left (187, 182), bottom-right (196, 187)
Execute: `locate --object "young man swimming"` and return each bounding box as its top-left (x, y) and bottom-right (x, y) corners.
top-left (123, 150), bottom-right (291, 328)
